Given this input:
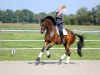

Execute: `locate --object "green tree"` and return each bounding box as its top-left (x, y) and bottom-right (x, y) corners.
top-left (50, 11), bottom-right (56, 17)
top-left (21, 9), bottom-right (34, 23)
top-left (69, 14), bottom-right (78, 25)
top-left (91, 5), bottom-right (100, 25)
top-left (2, 9), bottom-right (14, 23)
top-left (14, 9), bottom-right (34, 23)
top-left (34, 12), bottom-right (47, 23)
top-left (14, 10), bottom-right (22, 23)
top-left (0, 10), bottom-right (3, 22)
top-left (77, 7), bottom-right (90, 25)
top-left (64, 15), bottom-right (70, 25)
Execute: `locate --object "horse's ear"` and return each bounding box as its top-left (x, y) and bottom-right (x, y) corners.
top-left (39, 18), bottom-right (42, 25)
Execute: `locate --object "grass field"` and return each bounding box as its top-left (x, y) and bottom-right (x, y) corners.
top-left (0, 23), bottom-right (100, 60)
top-left (0, 49), bottom-right (100, 60)
top-left (0, 23), bottom-right (100, 30)
top-left (1, 33), bottom-right (100, 48)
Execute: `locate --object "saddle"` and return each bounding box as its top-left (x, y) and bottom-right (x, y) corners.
top-left (56, 26), bottom-right (68, 35)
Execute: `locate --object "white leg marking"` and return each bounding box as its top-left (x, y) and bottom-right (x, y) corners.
top-left (38, 52), bottom-right (43, 58)
top-left (46, 51), bottom-right (50, 56)
top-left (66, 56), bottom-right (70, 64)
top-left (61, 54), bottom-right (66, 60)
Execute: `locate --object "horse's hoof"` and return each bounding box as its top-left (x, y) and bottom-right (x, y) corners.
top-left (65, 62), bottom-right (69, 64)
top-left (58, 59), bottom-right (62, 65)
top-left (35, 57), bottom-right (40, 65)
top-left (47, 54), bottom-right (51, 58)
top-left (65, 61), bottom-right (70, 64)
top-left (35, 61), bottom-right (40, 65)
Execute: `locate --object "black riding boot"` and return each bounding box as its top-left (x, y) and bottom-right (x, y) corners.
top-left (60, 33), bottom-right (65, 44)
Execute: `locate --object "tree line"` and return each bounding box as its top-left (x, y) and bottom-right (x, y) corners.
top-left (0, 5), bottom-right (100, 25)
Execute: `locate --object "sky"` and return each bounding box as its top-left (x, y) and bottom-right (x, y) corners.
top-left (0, 0), bottom-right (100, 15)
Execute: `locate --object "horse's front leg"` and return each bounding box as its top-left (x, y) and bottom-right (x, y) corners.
top-left (46, 42), bottom-right (55, 58)
top-left (36, 42), bottom-right (48, 62)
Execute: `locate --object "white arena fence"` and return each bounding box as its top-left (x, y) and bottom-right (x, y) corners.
top-left (1, 48), bottom-right (100, 50)
top-left (0, 29), bottom-right (100, 50)
top-left (1, 29), bottom-right (100, 33)
top-left (1, 40), bottom-right (100, 42)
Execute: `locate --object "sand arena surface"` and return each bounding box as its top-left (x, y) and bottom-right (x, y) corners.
top-left (0, 60), bottom-right (100, 75)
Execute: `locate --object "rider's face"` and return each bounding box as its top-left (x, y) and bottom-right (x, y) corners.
top-left (57, 7), bottom-right (62, 13)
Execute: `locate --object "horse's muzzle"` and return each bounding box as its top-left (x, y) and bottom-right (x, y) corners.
top-left (40, 31), bottom-right (44, 34)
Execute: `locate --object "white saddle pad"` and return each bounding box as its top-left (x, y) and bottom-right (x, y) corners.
top-left (56, 27), bottom-right (68, 35)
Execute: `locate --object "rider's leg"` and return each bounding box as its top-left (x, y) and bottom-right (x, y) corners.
top-left (59, 29), bottom-right (65, 43)
top-left (58, 24), bottom-right (65, 43)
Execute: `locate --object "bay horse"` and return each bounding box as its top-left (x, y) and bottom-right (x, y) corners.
top-left (36, 16), bottom-right (84, 64)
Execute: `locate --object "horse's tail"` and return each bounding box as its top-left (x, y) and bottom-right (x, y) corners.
top-left (75, 34), bottom-right (84, 57)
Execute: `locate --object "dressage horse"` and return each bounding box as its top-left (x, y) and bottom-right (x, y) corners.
top-left (36, 16), bottom-right (84, 64)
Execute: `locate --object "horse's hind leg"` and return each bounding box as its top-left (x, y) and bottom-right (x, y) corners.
top-left (59, 53), bottom-right (66, 64)
top-left (59, 42), bottom-right (71, 64)
top-left (65, 43), bottom-right (71, 64)
top-left (59, 43), bottom-right (67, 64)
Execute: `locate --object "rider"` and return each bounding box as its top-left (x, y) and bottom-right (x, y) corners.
top-left (55, 5), bottom-right (67, 43)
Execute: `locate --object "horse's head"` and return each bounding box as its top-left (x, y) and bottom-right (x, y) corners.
top-left (40, 16), bottom-right (56, 34)
top-left (40, 19), bottom-right (48, 34)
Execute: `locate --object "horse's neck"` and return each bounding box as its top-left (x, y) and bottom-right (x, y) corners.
top-left (46, 26), bottom-right (56, 38)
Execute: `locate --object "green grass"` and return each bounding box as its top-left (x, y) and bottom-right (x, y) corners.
top-left (1, 32), bottom-right (44, 40)
top-left (0, 23), bottom-right (100, 30)
top-left (0, 23), bottom-right (100, 60)
top-left (0, 49), bottom-right (100, 61)
top-left (1, 32), bottom-right (100, 48)
top-left (1, 41), bottom-right (100, 48)
top-left (1, 32), bottom-right (100, 40)
top-left (64, 25), bottom-right (100, 30)
top-left (0, 23), bottom-right (40, 29)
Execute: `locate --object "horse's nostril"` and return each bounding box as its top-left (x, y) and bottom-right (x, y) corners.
top-left (41, 32), bottom-right (43, 34)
